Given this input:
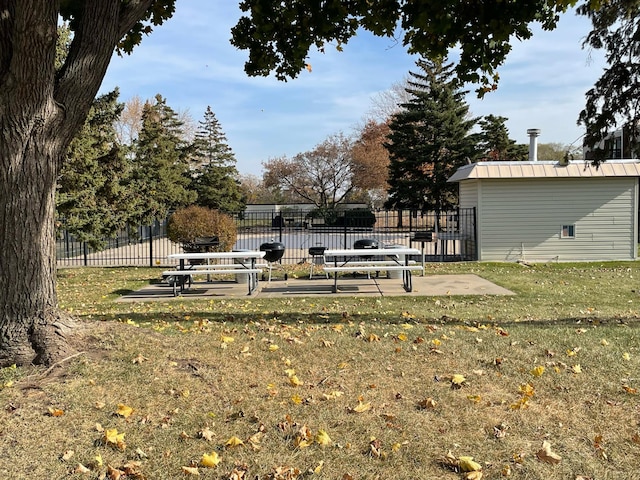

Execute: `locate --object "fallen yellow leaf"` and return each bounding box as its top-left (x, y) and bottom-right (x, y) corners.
top-left (350, 401), bottom-right (372, 413)
top-left (530, 366), bottom-right (545, 377)
top-left (221, 335), bottom-right (234, 343)
top-left (451, 374), bottom-right (466, 386)
top-left (116, 404), bottom-right (133, 418)
top-left (201, 451), bottom-right (220, 468)
top-left (459, 456), bottom-right (482, 472)
top-left (268, 344), bottom-right (279, 351)
top-left (315, 429), bottom-right (332, 446)
top-left (466, 471), bottom-right (483, 480)
top-left (104, 428), bottom-right (126, 451)
top-left (289, 375), bottom-right (303, 387)
top-left (225, 436), bottom-right (244, 447)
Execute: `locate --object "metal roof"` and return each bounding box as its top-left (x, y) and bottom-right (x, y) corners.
top-left (448, 160), bottom-right (640, 182)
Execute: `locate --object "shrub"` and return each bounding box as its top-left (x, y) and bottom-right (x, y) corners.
top-left (167, 206), bottom-right (237, 251)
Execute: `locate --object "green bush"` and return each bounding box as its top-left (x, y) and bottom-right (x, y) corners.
top-left (167, 206), bottom-right (237, 251)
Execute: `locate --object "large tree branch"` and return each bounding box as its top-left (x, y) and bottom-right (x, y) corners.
top-left (55, 0), bottom-right (156, 148)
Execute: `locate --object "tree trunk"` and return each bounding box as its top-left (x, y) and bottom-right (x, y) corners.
top-left (0, 104), bottom-right (76, 366)
top-left (0, 0), bottom-right (157, 366)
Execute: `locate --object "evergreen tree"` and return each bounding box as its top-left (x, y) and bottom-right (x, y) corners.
top-left (477, 115), bottom-right (528, 161)
top-left (384, 58), bottom-right (477, 214)
top-left (190, 106), bottom-right (245, 212)
top-left (57, 89), bottom-right (136, 249)
top-left (131, 95), bottom-right (196, 224)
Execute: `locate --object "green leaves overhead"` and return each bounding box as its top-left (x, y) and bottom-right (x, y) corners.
top-left (231, 0), bottom-right (575, 94)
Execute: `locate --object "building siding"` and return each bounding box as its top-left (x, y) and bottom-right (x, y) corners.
top-left (470, 177), bottom-right (637, 262)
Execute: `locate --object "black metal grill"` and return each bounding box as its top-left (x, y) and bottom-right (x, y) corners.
top-left (353, 238), bottom-right (378, 259)
top-left (260, 241), bottom-right (285, 263)
top-left (309, 246), bottom-right (326, 257)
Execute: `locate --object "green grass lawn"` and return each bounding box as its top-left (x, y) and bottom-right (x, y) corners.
top-left (1, 262), bottom-right (639, 479)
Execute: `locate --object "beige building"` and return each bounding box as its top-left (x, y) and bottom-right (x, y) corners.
top-left (448, 160), bottom-right (640, 262)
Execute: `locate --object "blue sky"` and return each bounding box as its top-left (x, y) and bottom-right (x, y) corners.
top-left (99, 1), bottom-right (606, 175)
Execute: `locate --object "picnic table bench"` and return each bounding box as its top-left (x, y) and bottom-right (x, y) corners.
top-left (164, 251), bottom-right (266, 296)
top-left (323, 247), bottom-right (423, 293)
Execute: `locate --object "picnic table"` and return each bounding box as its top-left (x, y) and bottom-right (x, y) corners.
top-left (323, 247), bottom-right (423, 293)
top-left (164, 251), bottom-right (266, 296)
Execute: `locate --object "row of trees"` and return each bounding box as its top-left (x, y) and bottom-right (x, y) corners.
top-left (259, 57), bottom-right (582, 218)
top-left (57, 92), bottom-right (245, 248)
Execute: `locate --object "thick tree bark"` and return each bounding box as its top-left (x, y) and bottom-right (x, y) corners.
top-left (0, 0), bottom-right (155, 366)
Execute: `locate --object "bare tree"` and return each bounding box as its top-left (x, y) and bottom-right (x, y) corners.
top-left (114, 95), bottom-right (143, 145)
top-left (263, 133), bottom-right (355, 209)
top-left (365, 77), bottom-right (411, 123)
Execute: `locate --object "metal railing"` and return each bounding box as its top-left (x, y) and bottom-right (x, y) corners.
top-left (56, 208), bottom-right (477, 267)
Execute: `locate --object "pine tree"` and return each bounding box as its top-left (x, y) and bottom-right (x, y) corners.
top-left (384, 58), bottom-right (477, 214)
top-left (190, 106), bottom-right (245, 212)
top-left (477, 115), bottom-right (527, 161)
top-left (57, 89), bottom-right (136, 249)
top-left (131, 95), bottom-right (196, 224)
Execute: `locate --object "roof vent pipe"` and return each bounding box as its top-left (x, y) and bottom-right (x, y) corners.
top-left (527, 128), bottom-right (541, 162)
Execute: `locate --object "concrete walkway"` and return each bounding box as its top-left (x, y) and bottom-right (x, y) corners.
top-left (117, 273), bottom-right (513, 302)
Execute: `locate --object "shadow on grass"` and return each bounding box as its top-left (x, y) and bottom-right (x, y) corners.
top-left (111, 289), bottom-right (136, 296)
top-left (82, 309), bottom-right (640, 329)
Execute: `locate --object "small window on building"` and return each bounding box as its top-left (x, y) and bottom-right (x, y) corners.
top-left (561, 224), bottom-right (575, 238)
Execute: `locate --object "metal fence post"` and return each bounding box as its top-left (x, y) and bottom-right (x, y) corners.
top-left (149, 225), bottom-right (154, 267)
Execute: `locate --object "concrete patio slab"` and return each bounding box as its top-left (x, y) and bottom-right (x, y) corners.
top-left (116, 274), bottom-right (513, 302)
